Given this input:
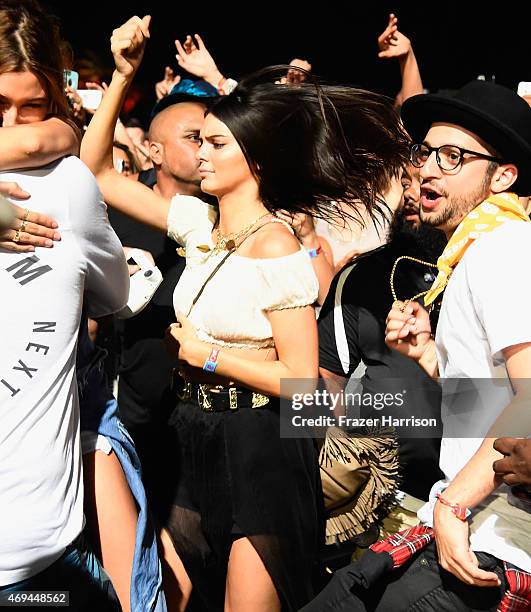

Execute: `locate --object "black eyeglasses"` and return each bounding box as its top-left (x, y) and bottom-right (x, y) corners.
top-left (410, 143), bottom-right (504, 171)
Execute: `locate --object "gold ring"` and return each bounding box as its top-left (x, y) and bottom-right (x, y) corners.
top-left (22, 208), bottom-right (30, 222)
top-left (13, 230), bottom-right (20, 243)
top-left (20, 219), bottom-right (27, 233)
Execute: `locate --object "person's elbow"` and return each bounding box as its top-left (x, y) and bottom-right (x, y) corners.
top-left (22, 134), bottom-right (48, 160)
top-left (26, 125), bottom-right (79, 161)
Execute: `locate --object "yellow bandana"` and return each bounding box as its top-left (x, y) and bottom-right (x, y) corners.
top-left (424, 192), bottom-right (529, 306)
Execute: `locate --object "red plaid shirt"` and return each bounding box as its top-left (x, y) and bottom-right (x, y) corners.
top-left (370, 526), bottom-right (531, 612)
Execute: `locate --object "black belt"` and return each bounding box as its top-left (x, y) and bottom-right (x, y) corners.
top-left (172, 372), bottom-right (269, 412)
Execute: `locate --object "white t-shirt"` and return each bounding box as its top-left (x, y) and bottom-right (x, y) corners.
top-left (418, 221), bottom-right (531, 572)
top-left (0, 157), bottom-right (128, 585)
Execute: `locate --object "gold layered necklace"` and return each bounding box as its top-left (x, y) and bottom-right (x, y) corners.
top-left (390, 255), bottom-right (439, 312)
top-left (213, 212), bottom-right (271, 252)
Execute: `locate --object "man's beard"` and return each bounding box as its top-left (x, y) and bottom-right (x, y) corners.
top-left (419, 174), bottom-right (492, 232)
top-left (389, 208), bottom-right (447, 261)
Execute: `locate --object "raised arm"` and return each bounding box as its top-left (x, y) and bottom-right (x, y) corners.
top-left (154, 66), bottom-right (181, 100)
top-left (80, 15), bottom-right (170, 232)
top-left (377, 13), bottom-right (424, 107)
top-left (175, 34), bottom-right (236, 95)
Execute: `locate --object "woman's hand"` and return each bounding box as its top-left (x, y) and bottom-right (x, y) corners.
top-left (165, 311), bottom-right (201, 362)
top-left (0, 182), bottom-right (60, 252)
top-left (111, 15), bottom-right (151, 79)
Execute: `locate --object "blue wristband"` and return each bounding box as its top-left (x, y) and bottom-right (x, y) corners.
top-left (308, 245), bottom-right (322, 259)
top-left (202, 348), bottom-right (220, 372)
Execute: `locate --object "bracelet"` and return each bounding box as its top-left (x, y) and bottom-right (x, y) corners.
top-left (307, 245), bottom-right (322, 259)
top-left (203, 347), bottom-right (220, 373)
top-left (435, 493), bottom-right (471, 521)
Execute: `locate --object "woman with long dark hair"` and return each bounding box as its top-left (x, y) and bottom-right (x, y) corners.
top-left (81, 16), bottom-right (409, 611)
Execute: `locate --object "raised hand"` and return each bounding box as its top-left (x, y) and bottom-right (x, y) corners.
top-left (277, 58), bottom-right (312, 85)
top-left (110, 15), bottom-right (151, 79)
top-left (155, 66), bottom-right (182, 100)
top-left (175, 34), bottom-right (220, 83)
top-left (84, 81), bottom-right (108, 115)
top-left (377, 13), bottom-right (412, 59)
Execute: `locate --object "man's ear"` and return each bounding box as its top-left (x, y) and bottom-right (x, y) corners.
top-left (149, 141), bottom-right (163, 165)
top-left (491, 163), bottom-right (518, 194)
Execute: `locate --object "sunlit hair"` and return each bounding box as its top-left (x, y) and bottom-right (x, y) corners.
top-left (0, 0), bottom-right (71, 119)
top-left (209, 66), bottom-right (410, 226)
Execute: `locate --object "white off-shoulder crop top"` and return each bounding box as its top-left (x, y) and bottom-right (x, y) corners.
top-left (167, 195), bottom-right (319, 349)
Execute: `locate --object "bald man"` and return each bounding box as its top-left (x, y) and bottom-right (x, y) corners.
top-left (147, 101), bottom-right (206, 199)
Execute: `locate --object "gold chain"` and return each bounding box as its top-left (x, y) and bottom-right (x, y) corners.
top-left (214, 212), bottom-right (272, 252)
top-left (390, 255), bottom-right (439, 309)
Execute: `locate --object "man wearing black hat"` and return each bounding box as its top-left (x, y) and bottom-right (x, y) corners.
top-left (304, 80), bottom-right (531, 610)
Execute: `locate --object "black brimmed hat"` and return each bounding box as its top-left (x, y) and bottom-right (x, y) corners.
top-left (401, 81), bottom-right (531, 194)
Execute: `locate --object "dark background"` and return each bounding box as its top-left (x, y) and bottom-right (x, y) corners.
top-left (45, 2), bottom-right (529, 125)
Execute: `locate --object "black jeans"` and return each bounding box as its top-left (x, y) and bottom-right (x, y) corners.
top-left (301, 540), bottom-right (505, 611)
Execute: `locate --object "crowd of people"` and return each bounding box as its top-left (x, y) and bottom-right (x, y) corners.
top-left (1, 2), bottom-right (530, 611)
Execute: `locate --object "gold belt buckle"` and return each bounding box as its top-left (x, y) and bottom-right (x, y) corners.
top-left (229, 387), bottom-right (238, 410)
top-left (252, 392), bottom-right (269, 409)
top-left (198, 384), bottom-right (213, 411)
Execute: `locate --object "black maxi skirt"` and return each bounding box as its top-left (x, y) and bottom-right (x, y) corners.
top-left (164, 393), bottom-right (325, 611)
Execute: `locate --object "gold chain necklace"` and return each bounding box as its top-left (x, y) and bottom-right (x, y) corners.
top-left (390, 255), bottom-right (439, 310)
top-left (213, 212), bottom-right (272, 252)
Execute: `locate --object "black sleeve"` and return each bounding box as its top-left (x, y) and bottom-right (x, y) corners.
top-left (318, 265), bottom-right (362, 377)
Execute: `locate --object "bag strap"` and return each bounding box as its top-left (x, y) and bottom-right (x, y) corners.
top-left (185, 214), bottom-right (280, 317)
top-left (185, 248), bottom-right (235, 317)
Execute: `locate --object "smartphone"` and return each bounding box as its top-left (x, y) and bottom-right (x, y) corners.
top-left (517, 82), bottom-right (531, 98)
top-left (63, 69), bottom-right (79, 91)
top-left (77, 89), bottom-right (103, 110)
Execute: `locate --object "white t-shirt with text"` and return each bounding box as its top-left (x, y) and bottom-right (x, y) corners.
top-left (0, 157), bottom-right (128, 585)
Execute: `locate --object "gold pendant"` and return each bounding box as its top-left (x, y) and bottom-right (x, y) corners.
top-left (196, 244), bottom-right (211, 253)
